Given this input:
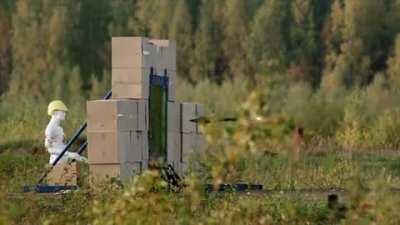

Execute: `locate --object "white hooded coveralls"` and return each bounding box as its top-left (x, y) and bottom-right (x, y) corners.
top-left (45, 111), bottom-right (87, 164)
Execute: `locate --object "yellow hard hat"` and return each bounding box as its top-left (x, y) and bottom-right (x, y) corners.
top-left (48, 100), bottom-right (68, 116)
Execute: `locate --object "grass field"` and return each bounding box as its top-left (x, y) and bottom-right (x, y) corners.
top-left (1, 146), bottom-right (400, 225)
top-left (2, 79), bottom-right (400, 224)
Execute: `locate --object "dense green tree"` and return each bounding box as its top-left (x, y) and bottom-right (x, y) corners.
top-left (89, 71), bottom-right (110, 100)
top-left (221, 0), bottom-right (253, 78)
top-left (191, 0), bottom-right (224, 82)
top-left (3, 0), bottom-right (400, 100)
top-left (170, 0), bottom-right (194, 80)
top-left (68, 0), bottom-right (112, 83)
top-left (247, 0), bottom-right (290, 74)
top-left (323, 0), bottom-right (393, 89)
top-left (387, 35), bottom-right (400, 89)
top-left (0, 7), bottom-right (11, 95)
top-left (136, 0), bottom-right (177, 38)
top-left (0, 0), bottom-right (15, 16)
top-left (186, 0), bottom-right (202, 30)
top-left (344, 0), bottom-right (388, 75)
top-left (108, 0), bottom-right (137, 37)
top-left (287, 0), bottom-right (321, 84)
top-left (8, 0), bottom-right (70, 100)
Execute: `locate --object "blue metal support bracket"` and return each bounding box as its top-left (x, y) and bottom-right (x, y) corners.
top-left (23, 185), bottom-right (78, 193)
top-left (150, 74), bottom-right (169, 89)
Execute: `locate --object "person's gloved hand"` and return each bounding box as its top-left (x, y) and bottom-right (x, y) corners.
top-left (66, 152), bottom-right (88, 163)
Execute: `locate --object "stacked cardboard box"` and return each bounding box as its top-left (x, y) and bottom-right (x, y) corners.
top-left (87, 100), bottom-right (148, 183)
top-left (149, 39), bottom-right (177, 101)
top-left (112, 37), bottom-right (152, 99)
top-left (112, 37), bottom-right (177, 101)
top-left (167, 101), bottom-right (181, 171)
top-left (179, 103), bottom-right (206, 174)
top-left (167, 102), bottom-right (206, 175)
top-left (88, 36), bottom-right (205, 183)
top-left (47, 163), bottom-right (78, 186)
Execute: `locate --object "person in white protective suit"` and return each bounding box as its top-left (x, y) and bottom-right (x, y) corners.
top-left (45, 100), bottom-right (88, 164)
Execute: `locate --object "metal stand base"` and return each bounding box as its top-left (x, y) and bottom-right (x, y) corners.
top-left (23, 185), bottom-right (78, 193)
top-left (205, 183), bottom-right (263, 193)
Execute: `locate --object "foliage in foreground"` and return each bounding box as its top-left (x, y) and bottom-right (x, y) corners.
top-left (1, 84), bottom-right (400, 225)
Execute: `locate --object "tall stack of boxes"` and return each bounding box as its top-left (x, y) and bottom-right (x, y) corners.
top-left (87, 37), bottom-right (205, 183)
top-left (87, 100), bottom-right (148, 183)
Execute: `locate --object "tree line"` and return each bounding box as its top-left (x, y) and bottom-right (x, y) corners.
top-left (1, 0), bottom-right (400, 101)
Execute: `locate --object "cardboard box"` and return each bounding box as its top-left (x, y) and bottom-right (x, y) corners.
top-left (112, 37), bottom-right (155, 69)
top-left (90, 163), bottom-right (121, 183)
top-left (167, 70), bottom-right (176, 101)
top-left (138, 100), bottom-right (149, 131)
top-left (181, 103), bottom-right (204, 133)
top-left (141, 132), bottom-right (149, 170)
top-left (47, 163), bottom-right (77, 185)
top-left (111, 67), bottom-right (152, 100)
top-left (121, 161), bottom-right (142, 180)
top-left (149, 39), bottom-right (177, 71)
top-left (88, 131), bottom-right (147, 164)
top-left (167, 131), bottom-right (181, 163)
top-left (196, 133), bottom-right (207, 152)
top-left (128, 130), bottom-right (148, 163)
top-left (181, 103), bottom-right (196, 133)
top-left (112, 82), bottom-right (149, 100)
top-left (87, 100), bottom-right (148, 132)
top-left (149, 44), bottom-right (164, 75)
top-left (90, 162), bottom-right (143, 183)
top-left (112, 37), bottom-right (177, 100)
top-left (168, 101), bottom-right (180, 132)
top-left (181, 133), bottom-right (206, 162)
top-left (195, 104), bottom-right (205, 118)
top-left (196, 104), bottom-right (205, 133)
top-left (88, 131), bottom-right (121, 164)
top-left (112, 67), bottom-right (151, 84)
top-left (181, 133), bottom-right (195, 161)
top-left (180, 161), bottom-right (203, 176)
top-left (172, 160), bottom-right (183, 177)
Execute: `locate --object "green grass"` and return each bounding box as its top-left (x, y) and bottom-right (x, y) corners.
top-left (2, 79), bottom-right (400, 224)
top-left (1, 149), bottom-right (400, 225)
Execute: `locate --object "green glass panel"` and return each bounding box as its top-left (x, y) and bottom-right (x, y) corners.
top-left (149, 85), bottom-right (167, 162)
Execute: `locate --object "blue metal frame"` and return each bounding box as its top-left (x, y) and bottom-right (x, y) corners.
top-left (150, 74), bottom-right (169, 89)
top-left (23, 185), bottom-right (78, 193)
